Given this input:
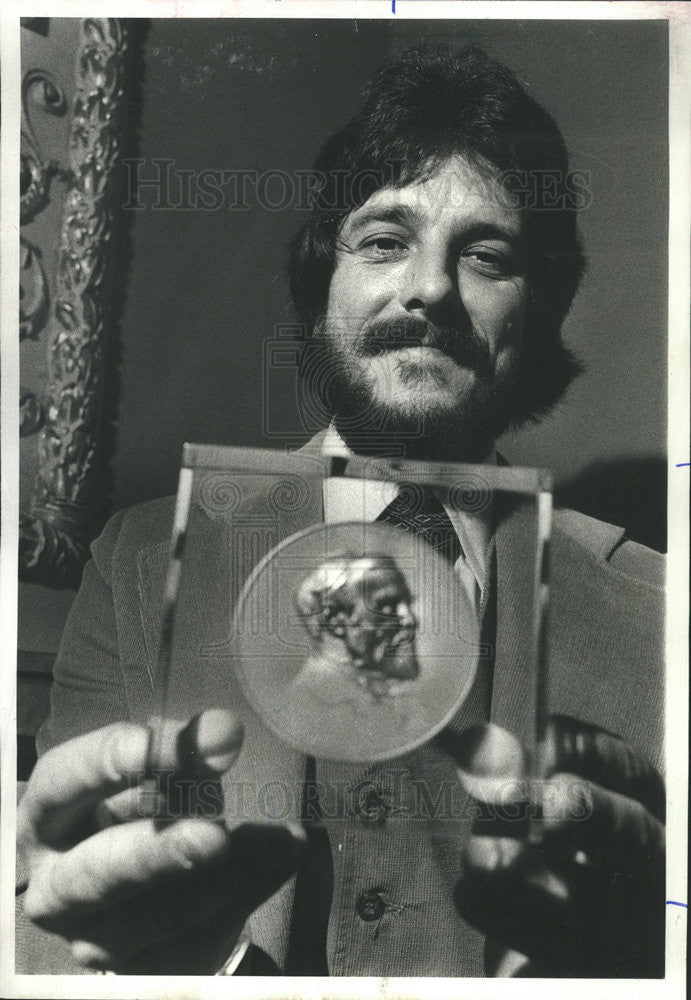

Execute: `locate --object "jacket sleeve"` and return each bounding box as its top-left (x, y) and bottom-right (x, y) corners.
top-left (17, 512), bottom-right (136, 974)
top-left (36, 508), bottom-right (131, 756)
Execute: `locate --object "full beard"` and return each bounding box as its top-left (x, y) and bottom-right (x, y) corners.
top-left (305, 316), bottom-right (522, 462)
top-left (381, 636), bottom-right (420, 681)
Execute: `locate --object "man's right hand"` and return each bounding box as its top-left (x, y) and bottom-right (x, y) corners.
top-left (17, 710), bottom-right (306, 974)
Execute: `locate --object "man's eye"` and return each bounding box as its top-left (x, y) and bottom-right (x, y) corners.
top-left (461, 245), bottom-right (516, 277)
top-left (359, 235), bottom-right (408, 258)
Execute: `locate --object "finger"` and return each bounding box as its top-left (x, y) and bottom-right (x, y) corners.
top-left (456, 835), bottom-right (575, 974)
top-left (25, 817), bottom-right (305, 929)
top-left (93, 778), bottom-right (222, 827)
top-left (457, 835), bottom-right (664, 977)
top-left (71, 908), bottom-right (247, 975)
top-left (443, 724), bottom-right (532, 839)
top-left (52, 823), bottom-right (307, 970)
top-left (485, 941), bottom-right (542, 977)
top-left (147, 711), bottom-right (242, 821)
top-left (438, 722), bottom-right (526, 777)
top-left (444, 718), bottom-right (665, 824)
top-left (541, 773), bottom-right (665, 872)
top-left (20, 723), bottom-right (151, 845)
top-left (543, 715), bottom-right (665, 821)
top-left (20, 711), bottom-right (243, 846)
top-left (439, 723), bottom-right (528, 801)
top-left (92, 785), bottom-right (165, 828)
top-left (25, 816), bottom-right (226, 925)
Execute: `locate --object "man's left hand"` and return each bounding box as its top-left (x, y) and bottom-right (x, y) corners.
top-left (449, 715), bottom-right (665, 977)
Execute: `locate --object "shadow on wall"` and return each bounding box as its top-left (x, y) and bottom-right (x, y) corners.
top-left (555, 457), bottom-right (667, 554)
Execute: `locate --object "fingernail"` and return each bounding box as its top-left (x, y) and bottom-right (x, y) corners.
top-left (71, 939), bottom-right (112, 969)
top-left (465, 835), bottom-right (524, 872)
top-left (540, 774), bottom-right (591, 828)
top-left (196, 710), bottom-right (244, 772)
top-left (203, 752), bottom-right (237, 773)
top-left (285, 820), bottom-right (309, 847)
top-left (174, 819), bottom-right (227, 867)
top-left (452, 723), bottom-right (526, 778)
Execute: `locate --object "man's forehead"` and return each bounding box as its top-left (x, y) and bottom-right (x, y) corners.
top-left (361, 566), bottom-right (410, 593)
top-left (341, 556), bottom-right (401, 579)
top-left (342, 154), bottom-right (521, 238)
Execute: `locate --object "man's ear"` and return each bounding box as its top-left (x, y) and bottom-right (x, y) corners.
top-left (300, 613), bottom-right (324, 643)
top-left (321, 608), bottom-right (345, 638)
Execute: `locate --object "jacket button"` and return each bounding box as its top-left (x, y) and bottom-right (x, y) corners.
top-left (356, 890), bottom-right (385, 922)
top-left (355, 783), bottom-right (388, 824)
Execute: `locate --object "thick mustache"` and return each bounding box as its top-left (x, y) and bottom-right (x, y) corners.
top-left (359, 318), bottom-right (492, 377)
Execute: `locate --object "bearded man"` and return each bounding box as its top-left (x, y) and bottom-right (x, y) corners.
top-left (16, 45), bottom-right (665, 979)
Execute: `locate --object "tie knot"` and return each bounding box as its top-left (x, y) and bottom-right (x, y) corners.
top-left (378, 485), bottom-right (462, 564)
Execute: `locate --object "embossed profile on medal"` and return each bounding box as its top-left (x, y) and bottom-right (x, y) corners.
top-left (232, 520), bottom-right (481, 762)
top-left (292, 551), bottom-right (421, 704)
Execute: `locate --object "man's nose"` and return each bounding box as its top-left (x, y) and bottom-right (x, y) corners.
top-left (401, 247), bottom-right (460, 321)
top-left (396, 602), bottom-right (415, 628)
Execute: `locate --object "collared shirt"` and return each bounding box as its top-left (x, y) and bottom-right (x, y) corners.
top-left (320, 423), bottom-right (493, 608)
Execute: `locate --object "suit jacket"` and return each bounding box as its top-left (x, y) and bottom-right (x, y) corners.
top-left (17, 439), bottom-right (665, 976)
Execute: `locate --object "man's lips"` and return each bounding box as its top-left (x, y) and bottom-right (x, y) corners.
top-left (359, 319), bottom-right (492, 377)
top-left (383, 347), bottom-right (477, 387)
top-left (366, 345), bottom-right (470, 373)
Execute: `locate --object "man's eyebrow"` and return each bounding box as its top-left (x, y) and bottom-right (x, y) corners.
top-left (460, 222), bottom-right (523, 247)
top-left (344, 203), bottom-right (421, 234)
top-left (343, 205), bottom-right (522, 246)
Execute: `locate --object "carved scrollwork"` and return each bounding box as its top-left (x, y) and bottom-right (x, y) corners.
top-left (20, 67), bottom-right (68, 225)
top-left (20, 19), bottom-right (134, 589)
top-left (19, 237), bottom-right (49, 342)
top-left (19, 508), bottom-right (87, 587)
top-left (19, 388), bottom-right (45, 438)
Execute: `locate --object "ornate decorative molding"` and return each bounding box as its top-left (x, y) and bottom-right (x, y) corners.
top-left (19, 388), bottom-right (45, 438)
top-left (20, 19), bottom-right (134, 588)
top-left (20, 67), bottom-right (68, 347)
top-left (19, 237), bottom-right (49, 342)
top-left (20, 67), bottom-right (68, 225)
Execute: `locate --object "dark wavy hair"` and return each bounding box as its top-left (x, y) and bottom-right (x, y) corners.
top-left (289, 44), bottom-right (585, 423)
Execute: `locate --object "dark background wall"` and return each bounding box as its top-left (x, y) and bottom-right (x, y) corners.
top-left (111, 18), bottom-right (668, 547)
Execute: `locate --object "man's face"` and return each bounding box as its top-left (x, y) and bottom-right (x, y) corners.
top-left (319, 155), bottom-right (530, 460)
top-left (343, 564), bottom-right (418, 682)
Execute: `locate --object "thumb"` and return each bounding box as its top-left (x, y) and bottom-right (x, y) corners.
top-left (147, 709), bottom-right (245, 779)
top-left (439, 722), bottom-right (527, 805)
top-left (174, 709), bottom-right (245, 778)
top-left (143, 710), bottom-right (244, 822)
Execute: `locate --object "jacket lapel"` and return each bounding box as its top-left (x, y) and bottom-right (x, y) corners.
top-left (489, 495), bottom-right (543, 742)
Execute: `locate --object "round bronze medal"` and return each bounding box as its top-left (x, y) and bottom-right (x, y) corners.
top-left (232, 521), bottom-right (479, 762)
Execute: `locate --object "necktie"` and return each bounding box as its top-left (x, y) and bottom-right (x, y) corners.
top-left (378, 485), bottom-right (482, 615)
top-left (377, 485), bottom-right (462, 565)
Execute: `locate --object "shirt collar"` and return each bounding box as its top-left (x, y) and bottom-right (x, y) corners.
top-left (320, 424), bottom-right (494, 591)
